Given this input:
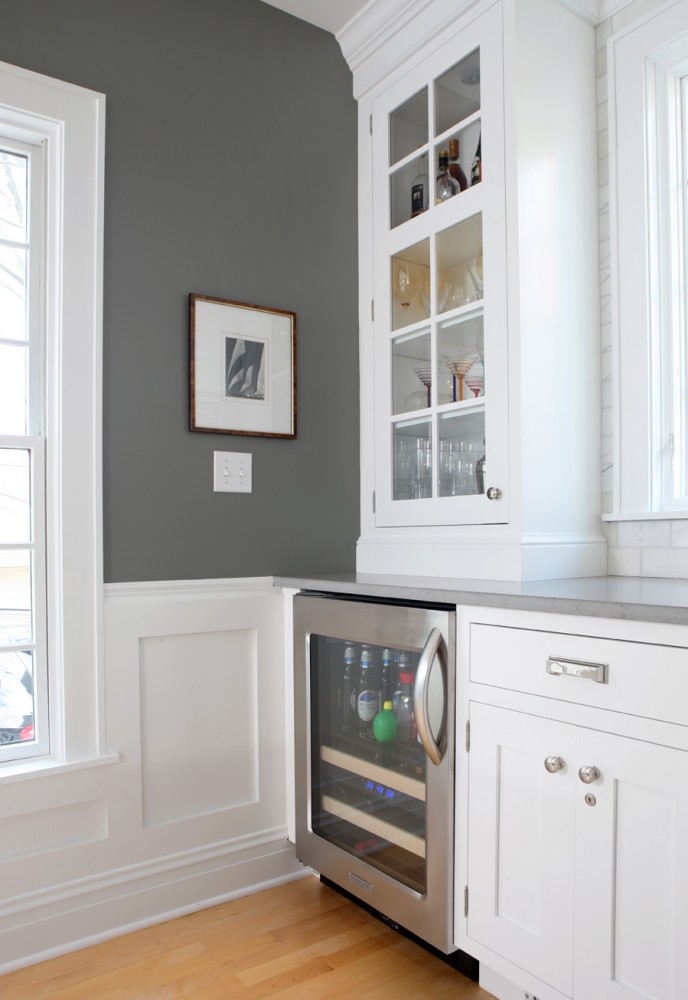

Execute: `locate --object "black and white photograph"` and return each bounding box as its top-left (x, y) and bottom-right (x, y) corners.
top-left (224, 335), bottom-right (267, 402)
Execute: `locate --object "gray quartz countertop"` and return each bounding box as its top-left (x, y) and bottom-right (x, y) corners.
top-left (274, 572), bottom-right (688, 626)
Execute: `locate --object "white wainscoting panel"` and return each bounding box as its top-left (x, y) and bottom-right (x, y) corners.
top-left (0, 577), bottom-right (305, 975)
top-left (140, 628), bottom-right (259, 826)
top-left (0, 799), bottom-right (108, 861)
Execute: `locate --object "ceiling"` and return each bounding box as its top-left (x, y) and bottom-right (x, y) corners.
top-left (259, 0), bottom-right (369, 36)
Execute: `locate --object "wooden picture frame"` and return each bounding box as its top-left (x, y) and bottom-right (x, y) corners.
top-left (189, 294), bottom-right (297, 439)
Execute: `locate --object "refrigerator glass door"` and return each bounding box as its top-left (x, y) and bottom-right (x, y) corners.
top-left (310, 633), bottom-right (432, 893)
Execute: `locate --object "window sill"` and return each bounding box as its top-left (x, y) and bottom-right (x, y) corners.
top-left (603, 510), bottom-right (688, 521)
top-left (0, 752), bottom-right (121, 785)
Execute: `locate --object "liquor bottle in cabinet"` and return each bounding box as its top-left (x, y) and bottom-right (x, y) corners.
top-left (471, 132), bottom-right (482, 186)
top-left (436, 149), bottom-right (460, 202)
top-left (411, 154), bottom-right (429, 217)
top-left (448, 138), bottom-right (468, 191)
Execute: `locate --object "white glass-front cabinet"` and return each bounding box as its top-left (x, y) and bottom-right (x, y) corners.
top-left (353, 0), bottom-right (604, 580)
top-left (372, 2), bottom-right (508, 529)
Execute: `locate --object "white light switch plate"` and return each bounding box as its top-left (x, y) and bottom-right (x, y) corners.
top-left (213, 451), bottom-right (252, 493)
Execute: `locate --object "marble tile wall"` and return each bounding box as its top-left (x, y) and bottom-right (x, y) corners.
top-left (596, 0), bottom-right (688, 578)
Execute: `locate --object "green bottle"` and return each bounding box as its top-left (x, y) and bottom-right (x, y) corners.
top-left (373, 700), bottom-right (397, 743)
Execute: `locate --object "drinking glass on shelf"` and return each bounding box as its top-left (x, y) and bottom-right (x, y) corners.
top-left (394, 435), bottom-right (431, 500)
top-left (439, 439), bottom-right (481, 496)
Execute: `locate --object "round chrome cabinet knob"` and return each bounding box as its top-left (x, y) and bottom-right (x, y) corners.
top-left (578, 765), bottom-right (601, 784)
top-left (486, 486), bottom-right (503, 500)
top-left (544, 755), bottom-right (565, 773)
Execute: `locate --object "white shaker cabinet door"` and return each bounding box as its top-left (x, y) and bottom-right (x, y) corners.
top-left (466, 702), bottom-right (576, 997)
top-left (573, 728), bottom-right (688, 1000)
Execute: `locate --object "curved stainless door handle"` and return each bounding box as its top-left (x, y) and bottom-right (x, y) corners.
top-left (413, 626), bottom-right (446, 766)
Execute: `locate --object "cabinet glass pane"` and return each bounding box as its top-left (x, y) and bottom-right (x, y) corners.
top-left (391, 240), bottom-right (430, 330)
top-left (436, 215), bottom-right (483, 313)
top-left (391, 152), bottom-right (430, 229)
top-left (392, 330), bottom-right (431, 414)
top-left (393, 418), bottom-right (431, 500)
top-left (390, 88), bottom-right (428, 167)
top-left (438, 411), bottom-right (485, 497)
top-left (439, 312), bottom-right (484, 403)
top-left (434, 50), bottom-right (481, 136)
top-left (432, 118), bottom-right (482, 203)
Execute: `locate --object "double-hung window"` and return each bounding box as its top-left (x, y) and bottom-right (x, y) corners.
top-left (0, 137), bottom-right (48, 759)
top-left (0, 60), bottom-right (105, 772)
top-left (609, 1), bottom-right (688, 518)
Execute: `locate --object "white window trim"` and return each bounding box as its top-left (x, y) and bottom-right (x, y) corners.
top-left (607, 0), bottom-right (688, 521)
top-left (0, 60), bottom-right (105, 769)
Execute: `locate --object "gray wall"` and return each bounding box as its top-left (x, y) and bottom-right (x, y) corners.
top-left (0, 0), bottom-right (359, 582)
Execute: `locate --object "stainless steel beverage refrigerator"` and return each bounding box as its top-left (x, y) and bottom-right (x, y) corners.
top-left (293, 591), bottom-right (462, 960)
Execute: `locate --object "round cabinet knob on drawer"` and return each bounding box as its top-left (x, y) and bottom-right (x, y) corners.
top-left (544, 755), bottom-right (566, 773)
top-left (578, 765), bottom-right (601, 784)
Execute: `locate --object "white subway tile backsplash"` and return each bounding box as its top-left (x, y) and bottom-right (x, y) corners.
top-left (597, 17), bottom-right (612, 49)
top-left (608, 546), bottom-right (642, 576)
top-left (641, 546), bottom-right (688, 579)
top-left (670, 519), bottom-right (688, 546)
top-left (603, 520), bottom-right (618, 545)
top-left (598, 125), bottom-right (609, 161)
top-left (617, 519), bottom-right (672, 548)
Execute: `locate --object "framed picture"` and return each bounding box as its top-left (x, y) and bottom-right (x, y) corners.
top-left (190, 294), bottom-right (296, 439)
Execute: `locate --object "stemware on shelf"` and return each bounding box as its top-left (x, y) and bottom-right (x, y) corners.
top-left (411, 363), bottom-right (433, 408)
top-left (464, 358), bottom-right (485, 398)
top-left (393, 259), bottom-right (418, 315)
top-left (441, 352), bottom-right (480, 402)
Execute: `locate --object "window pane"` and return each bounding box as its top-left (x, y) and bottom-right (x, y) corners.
top-left (0, 648), bottom-right (34, 740)
top-left (0, 244), bottom-right (27, 342)
top-left (0, 343), bottom-right (27, 434)
top-left (0, 449), bottom-right (31, 543)
top-left (0, 551), bottom-right (34, 743)
top-left (0, 149), bottom-right (28, 244)
top-left (0, 550), bottom-right (32, 644)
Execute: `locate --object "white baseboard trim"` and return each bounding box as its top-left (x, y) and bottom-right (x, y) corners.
top-left (0, 831), bottom-right (306, 975)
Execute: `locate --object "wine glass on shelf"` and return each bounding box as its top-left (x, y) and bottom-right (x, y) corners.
top-left (464, 358), bottom-right (485, 398)
top-left (466, 246), bottom-right (484, 300)
top-left (411, 363), bottom-right (433, 408)
top-left (441, 352), bottom-right (479, 402)
top-left (393, 259), bottom-right (418, 320)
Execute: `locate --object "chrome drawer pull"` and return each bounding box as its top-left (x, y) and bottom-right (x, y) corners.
top-left (546, 656), bottom-right (608, 684)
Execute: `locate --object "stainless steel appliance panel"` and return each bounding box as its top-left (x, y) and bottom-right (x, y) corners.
top-left (293, 593), bottom-right (456, 953)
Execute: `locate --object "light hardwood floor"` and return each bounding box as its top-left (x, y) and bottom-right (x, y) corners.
top-left (0, 875), bottom-right (494, 998)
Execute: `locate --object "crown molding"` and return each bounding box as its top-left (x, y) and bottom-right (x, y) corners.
top-left (335, 0), bottom-right (630, 98)
top-left (337, 0), bottom-right (481, 98)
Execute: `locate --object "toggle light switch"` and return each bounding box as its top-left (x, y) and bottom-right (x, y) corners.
top-left (213, 451), bottom-right (252, 493)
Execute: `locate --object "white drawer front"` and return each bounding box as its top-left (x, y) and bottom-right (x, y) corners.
top-left (470, 623), bottom-right (688, 725)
